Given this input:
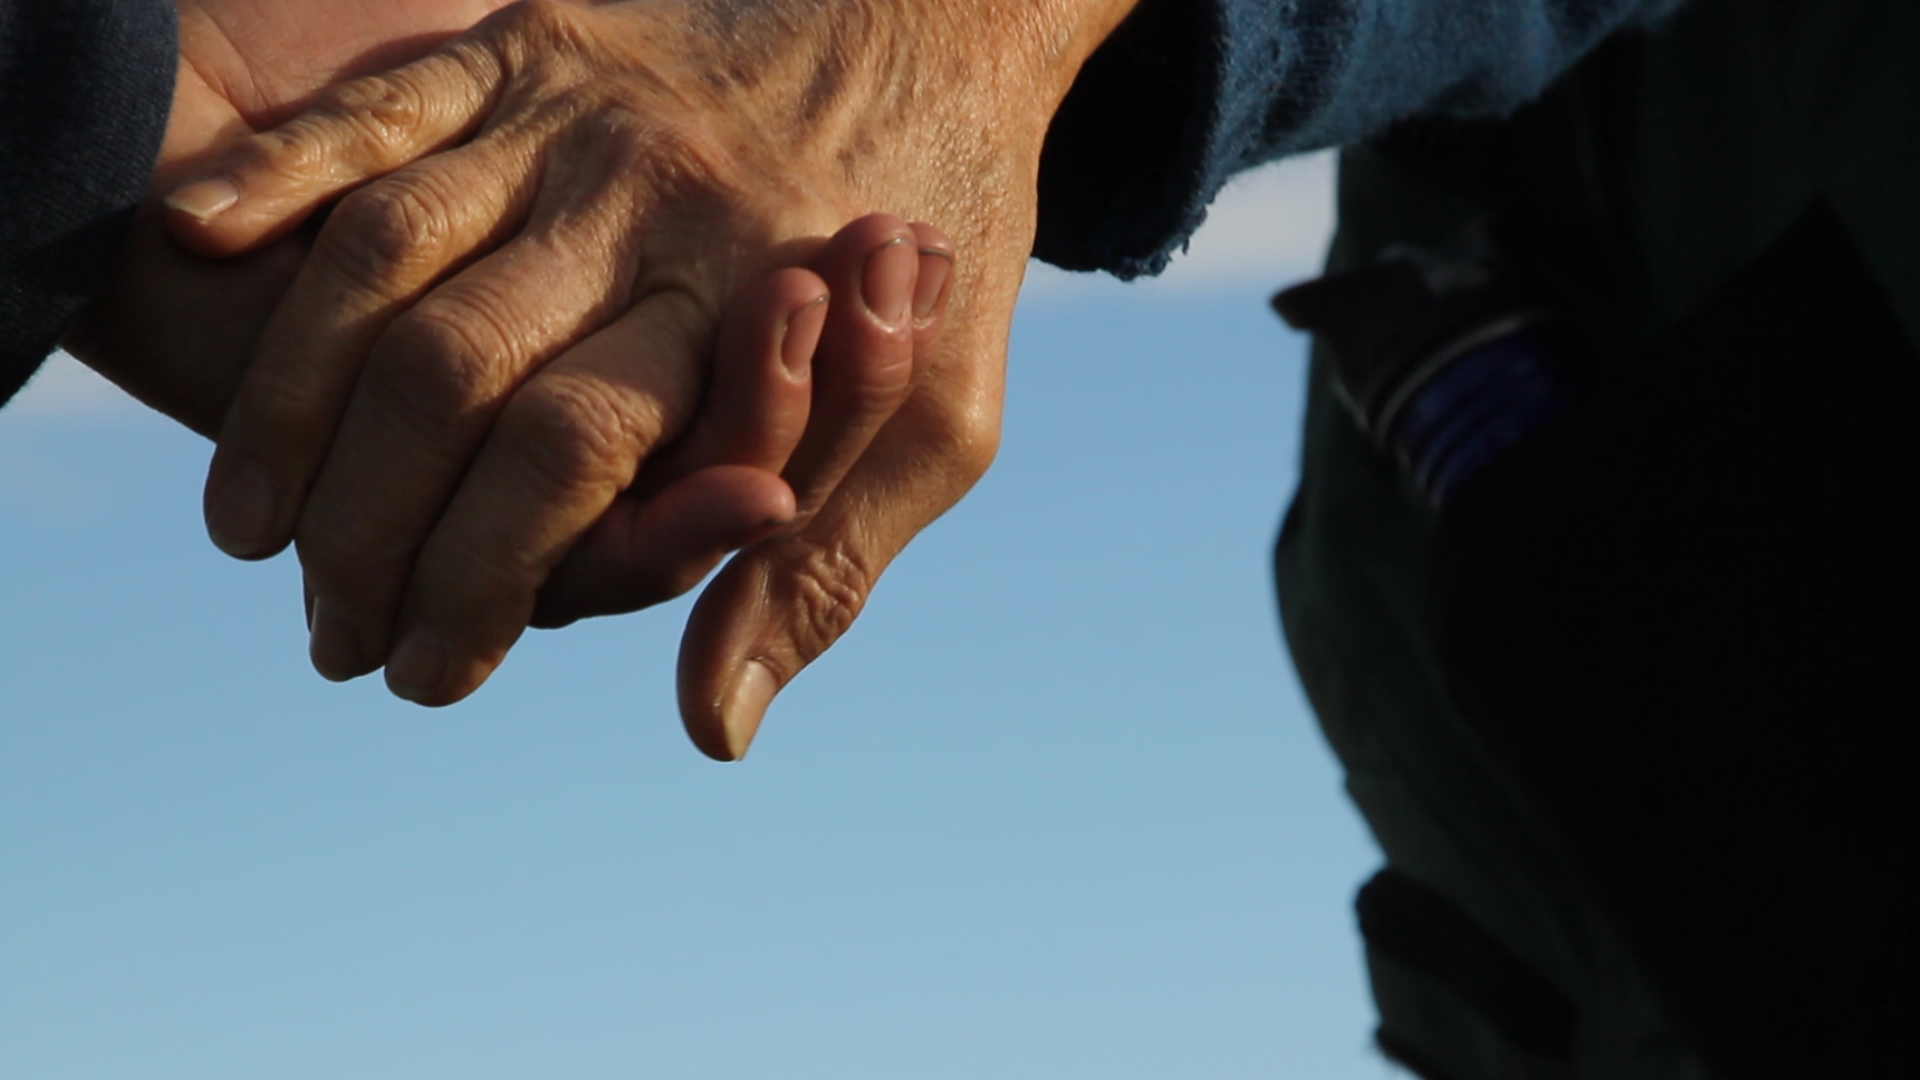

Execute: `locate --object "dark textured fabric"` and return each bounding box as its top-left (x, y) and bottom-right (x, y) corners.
top-left (0, 0), bottom-right (177, 407)
top-left (1434, 201), bottom-right (1920, 1080)
top-left (1357, 868), bottom-right (1579, 1059)
top-left (1035, 0), bottom-right (1682, 278)
top-left (1280, 0), bottom-right (1920, 1075)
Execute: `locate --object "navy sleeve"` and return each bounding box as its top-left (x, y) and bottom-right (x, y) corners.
top-left (1035, 0), bottom-right (1682, 278)
top-left (0, 0), bottom-right (178, 406)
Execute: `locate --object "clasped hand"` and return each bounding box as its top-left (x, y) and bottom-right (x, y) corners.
top-left (68, 0), bottom-right (1135, 758)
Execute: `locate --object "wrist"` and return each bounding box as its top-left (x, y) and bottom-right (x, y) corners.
top-left (980, 0), bottom-right (1146, 108)
top-left (796, 0), bottom-right (1142, 226)
top-left (898, 0), bottom-right (1145, 145)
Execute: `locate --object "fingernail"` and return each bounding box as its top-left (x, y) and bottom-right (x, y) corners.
top-left (781, 293), bottom-right (829, 378)
top-left (205, 457), bottom-right (279, 559)
top-left (165, 178), bottom-right (240, 223)
top-left (913, 248), bottom-right (953, 321)
top-left (386, 628), bottom-right (450, 704)
top-left (862, 236), bottom-right (915, 326)
top-left (719, 660), bottom-right (778, 760)
top-left (307, 598), bottom-right (365, 682)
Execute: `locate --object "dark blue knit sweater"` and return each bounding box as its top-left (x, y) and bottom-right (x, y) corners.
top-left (0, 0), bottom-right (1677, 404)
top-left (1035, 0), bottom-right (1680, 277)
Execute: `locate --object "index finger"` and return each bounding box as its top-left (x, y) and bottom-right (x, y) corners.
top-left (165, 35), bottom-right (501, 256)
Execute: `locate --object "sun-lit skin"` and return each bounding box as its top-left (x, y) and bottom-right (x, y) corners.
top-left (144, 0), bottom-right (1143, 758)
top-left (65, 0), bottom-right (968, 760)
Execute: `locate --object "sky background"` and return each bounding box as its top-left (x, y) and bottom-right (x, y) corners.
top-left (1, 152), bottom-right (1401, 1079)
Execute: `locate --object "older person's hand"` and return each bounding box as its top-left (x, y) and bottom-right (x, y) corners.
top-left (166, 0), bottom-right (1142, 756)
top-left (69, 0), bottom-right (940, 731)
top-left (65, 0), bottom-right (518, 435)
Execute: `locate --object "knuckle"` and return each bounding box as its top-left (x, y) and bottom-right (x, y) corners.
top-left (293, 517), bottom-right (410, 599)
top-left (498, 373), bottom-right (644, 498)
top-left (946, 409), bottom-right (1003, 483)
top-left (427, 533), bottom-right (532, 618)
top-left (291, 524), bottom-right (362, 586)
top-left (648, 288), bottom-right (720, 373)
top-left (592, 116), bottom-right (738, 212)
top-left (915, 393), bottom-right (1003, 485)
top-left (366, 303), bottom-right (514, 440)
top-left (321, 73), bottom-right (431, 150)
top-left (778, 542), bottom-right (875, 664)
top-left (238, 358), bottom-right (330, 436)
top-left (498, 0), bottom-right (570, 33)
top-left (650, 132), bottom-right (738, 203)
top-left (491, 0), bottom-right (590, 66)
top-left (240, 126), bottom-right (326, 184)
top-left (322, 177), bottom-right (460, 286)
top-left (851, 350), bottom-right (917, 414)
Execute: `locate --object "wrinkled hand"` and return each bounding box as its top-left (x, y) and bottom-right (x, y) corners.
top-left (167, 0), bottom-right (1138, 757)
top-left (65, 0), bottom-right (517, 433)
top-left (65, 0), bottom-right (946, 759)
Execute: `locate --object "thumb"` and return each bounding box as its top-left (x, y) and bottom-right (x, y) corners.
top-left (678, 219), bottom-right (989, 761)
top-left (676, 533), bottom-right (879, 761)
top-left (674, 362), bottom-right (1002, 761)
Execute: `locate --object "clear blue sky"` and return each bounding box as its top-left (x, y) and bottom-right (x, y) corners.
top-left (1, 158), bottom-right (1398, 1080)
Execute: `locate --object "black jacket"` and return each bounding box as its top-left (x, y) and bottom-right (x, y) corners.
top-left (0, 0), bottom-right (176, 405)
